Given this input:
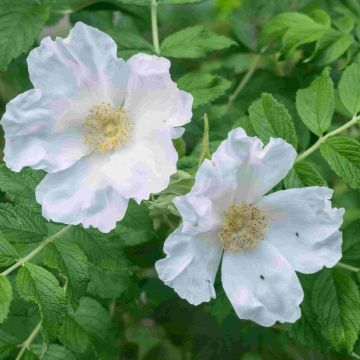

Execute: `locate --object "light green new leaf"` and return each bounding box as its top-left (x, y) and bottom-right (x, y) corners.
top-left (16, 263), bottom-right (67, 341)
top-left (0, 203), bottom-right (47, 244)
top-left (320, 137), bottom-right (360, 189)
top-left (178, 73), bottom-right (231, 109)
top-left (339, 62), bottom-right (360, 115)
top-left (284, 162), bottom-right (327, 189)
top-left (59, 297), bottom-right (112, 353)
top-left (342, 220), bottom-right (360, 268)
top-left (161, 25), bottom-right (235, 58)
top-left (296, 68), bottom-right (334, 136)
top-left (0, 238), bottom-right (19, 267)
top-left (0, 276), bottom-right (12, 324)
top-left (248, 93), bottom-right (298, 148)
top-left (0, 165), bottom-right (44, 212)
top-left (312, 269), bottom-right (360, 353)
top-left (0, 0), bottom-right (50, 70)
top-left (44, 239), bottom-right (89, 307)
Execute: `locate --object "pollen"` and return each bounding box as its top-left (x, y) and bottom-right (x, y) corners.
top-left (220, 203), bottom-right (267, 251)
top-left (83, 103), bottom-right (131, 153)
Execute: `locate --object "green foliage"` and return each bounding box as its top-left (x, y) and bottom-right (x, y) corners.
top-left (342, 220), bottom-right (360, 268)
top-left (0, 239), bottom-right (19, 267)
top-left (160, 25), bottom-right (235, 58)
top-left (178, 73), bottom-right (232, 108)
top-left (284, 162), bottom-right (327, 188)
top-left (248, 93), bottom-right (298, 148)
top-left (312, 269), bottom-right (360, 353)
top-left (0, 0), bottom-right (50, 70)
top-left (339, 62), bottom-right (360, 115)
top-left (44, 239), bottom-right (89, 307)
top-left (320, 137), bottom-right (360, 190)
top-left (0, 276), bottom-right (12, 324)
top-left (296, 68), bottom-right (334, 136)
top-left (16, 263), bottom-right (67, 341)
top-left (0, 203), bottom-right (47, 244)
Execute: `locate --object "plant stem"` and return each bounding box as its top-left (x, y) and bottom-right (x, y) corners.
top-left (296, 114), bottom-right (360, 163)
top-left (151, 0), bottom-right (160, 55)
top-left (1, 225), bottom-right (72, 277)
top-left (225, 54), bottom-right (261, 113)
top-left (336, 262), bottom-right (360, 272)
top-left (15, 322), bottom-right (42, 360)
top-left (198, 113), bottom-right (210, 166)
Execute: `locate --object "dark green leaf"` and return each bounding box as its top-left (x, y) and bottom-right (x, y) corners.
top-left (0, 276), bottom-right (12, 324)
top-left (0, 238), bottom-right (19, 267)
top-left (44, 239), bottom-right (89, 307)
top-left (0, 0), bottom-right (50, 70)
top-left (284, 162), bottom-right (327, 188)
top-left (161, 25), bottom-right (235, 58)
top-left (338, 62), bottom-right (360, 115)
top-left (296, 68), bottom-right (334, 136)
top-left (16, 263), bottom-right (66, 341)
top-left (248, 93), bottom-right (298, 148)
top-left (320, 137), bottom-right (360, 189)
top-left (342, 220), bottom-right (360, 268)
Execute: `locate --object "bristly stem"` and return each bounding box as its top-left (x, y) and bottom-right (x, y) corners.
top-left (1, 225), bottom-right (72, 277)
top-left (151, 0), bottom-right (161, 55)
top-left (15, 322), bottom-right (42, 360)
top-left (296, 114), bottom-right (360, 163)
top-left (225, 54), bottom-right (261, 113)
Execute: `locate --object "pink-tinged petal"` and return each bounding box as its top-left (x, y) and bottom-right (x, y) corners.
top-left (222, 241), bottom-right (304, 326)
top-left (256, 187), bottom-right (344, 274)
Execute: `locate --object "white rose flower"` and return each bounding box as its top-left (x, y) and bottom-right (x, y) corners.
top-left (156, 128), bottom-right (344, 326)
top-left (1, 22), bottom-right (193, 232)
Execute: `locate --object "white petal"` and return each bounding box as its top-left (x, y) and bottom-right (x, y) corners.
top-left (256, 187), bottom-right (344, 274)
top-left (28, 22), bottom-right (129, 98)
top-left (100, 127), bottom-right (178, 203)
top-left (2, 89), bottom-right (90, 172)
top-left (36, 155), bottom-right (128, 233)
top-left (125, 53), bottom-right (193, 132)
top-left (222, 241), bottom-right (304, 326)
top-left (173, 159), bottom-right (236, 234)
top-left (156, 228), bottom-right (223, 306)
top-left (212, 128), bottom-right (297, 203)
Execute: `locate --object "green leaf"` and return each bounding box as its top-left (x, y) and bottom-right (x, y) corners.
top-left (0, 0), bottom-right (51, 70)
top-left (16, 263), bottom-right (67, 341)
top-left (0, 165), bottom-right (44, 212)
top-left (160, 25), bottom-right (235, 58)
top-left (0, 276), bottom-right (12, 324)
top-left (114, 0), bottom-right (206, 4)
top-left (44, 239), bottom-right (89, 307)
top-left (248, 93), bottom-right (298, 148)
top-left (309, 30), bottom-right (353, 65)
top-left (342, 220), bottom-right (360, 268)
top-left (284, 162), bottom-right (327, 188)
top-left (296, 68), bottom-right (334, 136)
top-left (261, 12), bottom-right (328, 53)
top-left (59, 297), bottom-right (112, 353)
top-left (0, 238), bottom-right (19, 267)
top-left (339, 62), bottom-right (360, 115)
top-left (312, 269), bottom-right (360, 353)
top-left (0, 203), bottom-right (47, 244)
top-left (32, 344), bottom-right (76, 360)
top-left (178, 73), bottom-right (232, 109)
top-left (287, 274), bottom-right (330, 353)
top-left (0, 329), bottom-right (17, 359)
top-left (111, 201), bottom-right (157, 247)
top-left (320, 137), bottom-right (360, 189)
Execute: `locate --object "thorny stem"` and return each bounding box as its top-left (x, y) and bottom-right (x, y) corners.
top-left (151, 0), bottom-right (161, 55)
top-left (225, 54), bottom-right (262, 113)
top-left (15, 322), bottom-right (42, 360)
top-left (296, 114), bottom-right (360, 163)
top-left (0, 225), bottom-right (72, 277)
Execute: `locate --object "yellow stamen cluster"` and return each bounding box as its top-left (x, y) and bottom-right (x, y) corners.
top-left (220, 203), bottom-right (267, 251)
top-left (84, 103), bottom-right (130, 153)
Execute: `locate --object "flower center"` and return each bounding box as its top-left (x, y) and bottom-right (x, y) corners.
top-left (220, 203), bottom-right (267, 251)
top-left (83, 103), bottom-right (131, 153)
